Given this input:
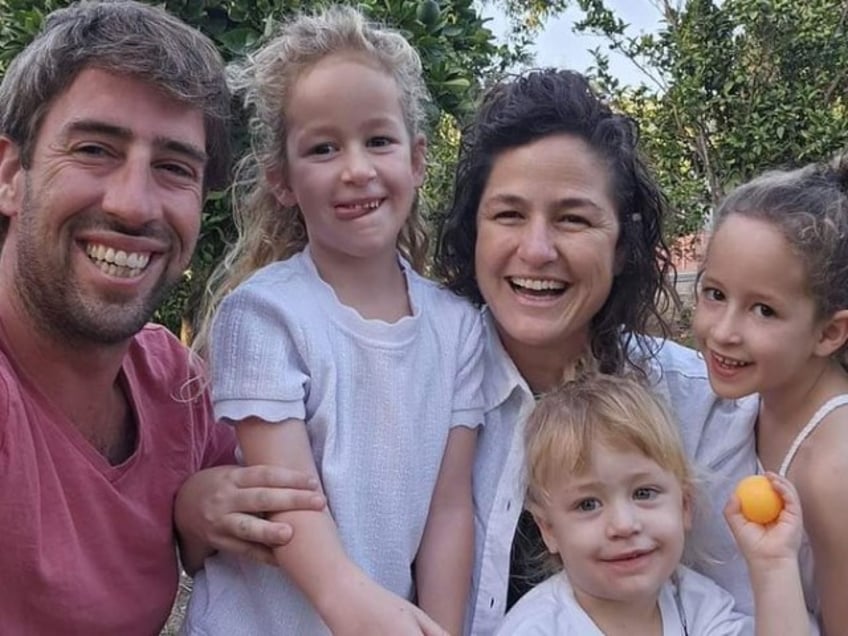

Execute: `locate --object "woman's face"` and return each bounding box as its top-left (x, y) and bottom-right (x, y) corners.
top-left (475, 133), bottom-right (621, 365)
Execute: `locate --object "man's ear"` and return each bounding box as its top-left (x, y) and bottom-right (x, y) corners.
top-left (265, 166), bottom-right (297, 208)
top-left (0, 136), bottom-right (24, 219)
top-left (815, 309), bottom-right (848, 358)
top-left (411, 133), bottom-right (427, 188)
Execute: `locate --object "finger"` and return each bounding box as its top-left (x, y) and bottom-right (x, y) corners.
top-left (765, 473), bottom-right (797, 504)
top-left (231, 464), bottom-right (321, 491)
top-left (766, 474), bottom-right (803, 520)
top-left (203, 536), bottom-right (278, 567)
top-left (723, 495), bottom-right (746, 535)
top-left (222, 513), bottom-right (294, 547)
top-left (227, 487), bottom-right (326, 516)
top-left (723, 492), bottom-right (741, 518)
top-left (413, 609), bottom-right (449, 636)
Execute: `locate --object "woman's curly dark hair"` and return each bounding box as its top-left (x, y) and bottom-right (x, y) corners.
top-left (434, 69), bottom-right (677, 375)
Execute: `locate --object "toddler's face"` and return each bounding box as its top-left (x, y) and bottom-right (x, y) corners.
top-left (534, 440), bottom-right (690, 616)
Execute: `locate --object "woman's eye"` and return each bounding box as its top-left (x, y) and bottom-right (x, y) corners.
top-left (492, 210), bottom-right (521, 221)
top-left (633, 487), bottom-right (659, 501)
top-left (559, 214), bottom-right (589, 226)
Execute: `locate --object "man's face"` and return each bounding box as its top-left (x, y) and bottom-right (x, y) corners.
top-left (0, 67), bottom-right (207, 345)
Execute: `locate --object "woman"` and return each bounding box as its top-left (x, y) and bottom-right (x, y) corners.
top-left (432, 69), bottom-right (758, 635)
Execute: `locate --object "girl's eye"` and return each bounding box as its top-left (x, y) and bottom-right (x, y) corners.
top-left (701, 286), bottom-right (724, 302)
top-left (368, 136), bottom-right (393, 148)
top-left (309, 143), bottom-right (335, 156)
top-left (754, 304), bottom-right (776, 318)
top-left (633, 487), bottom-right (660, 501)
top-left (576, 498), bottom-right (601, 512)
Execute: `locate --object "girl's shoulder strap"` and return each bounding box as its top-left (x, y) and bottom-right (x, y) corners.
top-left (779, 394), bottom-right (848, 476)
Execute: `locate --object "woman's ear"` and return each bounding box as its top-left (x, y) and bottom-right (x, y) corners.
top-left (266, 166), bottom-right (297, 208)
top-left (815, 309), bottom-right (848, 358)
top-left (0, 136), bottom-right (24, 219)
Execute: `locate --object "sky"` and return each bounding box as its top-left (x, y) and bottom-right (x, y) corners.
top-left (482, 1), bottom-right (664, 87)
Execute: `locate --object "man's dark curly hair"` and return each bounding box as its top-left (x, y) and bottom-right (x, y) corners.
top-left (434, 69), bottom-right (676, 375)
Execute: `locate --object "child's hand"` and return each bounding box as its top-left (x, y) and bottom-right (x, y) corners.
top-left (325, 576), bottom-right (450, 636)
top-left (724, 472), bottom-right (803, 564)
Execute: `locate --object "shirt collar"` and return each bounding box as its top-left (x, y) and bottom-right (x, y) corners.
top-left (481, 306), bottom-right (533, 413)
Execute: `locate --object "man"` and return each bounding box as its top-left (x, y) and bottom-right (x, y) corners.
top-left (0, 2), bottom-right (321, 633)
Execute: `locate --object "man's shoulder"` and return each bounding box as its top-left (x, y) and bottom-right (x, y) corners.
top-left (127, 323), bottom-right (201, 386)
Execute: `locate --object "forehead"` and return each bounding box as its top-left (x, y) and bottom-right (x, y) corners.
top-left (286, 53), bottom-right (405, 128)
top-left (480, 133), bottom-right (617, 212)
top-left (706, 214), bottom-right (809, 296)
top-left (558, 441), bottom-right (670, 486)
top-left (35, 67), bottom-right (206, 153)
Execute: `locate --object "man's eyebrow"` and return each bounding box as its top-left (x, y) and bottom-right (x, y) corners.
top-left (63, 119), bottom-right (207, 165)
top-left (156, 137), bottom-right (207, 166)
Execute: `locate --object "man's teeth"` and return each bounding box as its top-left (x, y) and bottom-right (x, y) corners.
top-left (85, 243), bottom-right (150, 278)
top-left (510, 277), bottom-right (566, 291)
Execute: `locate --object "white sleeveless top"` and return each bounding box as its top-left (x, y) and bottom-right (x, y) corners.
top-left (769, 394), bottom-right (848, 633)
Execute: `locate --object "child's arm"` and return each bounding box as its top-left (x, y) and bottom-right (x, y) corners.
top-left (725, 473), bottom-right (810, 636)
top-left (801, 452), bottom-right (848, 635)
top-left (415, 425), bottom-right (477, 635)
top-left (238, 416), bottom-right (449, 636)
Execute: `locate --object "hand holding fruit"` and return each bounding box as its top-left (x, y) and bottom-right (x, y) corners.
top-left (725, 472), bottom-right (803, 563)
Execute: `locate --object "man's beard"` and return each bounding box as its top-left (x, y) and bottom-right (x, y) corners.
top-left (14, 180), bottom-right (179, 347)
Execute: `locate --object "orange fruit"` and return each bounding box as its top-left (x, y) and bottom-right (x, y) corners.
top-left (735, 475), bottom-right (783, 524)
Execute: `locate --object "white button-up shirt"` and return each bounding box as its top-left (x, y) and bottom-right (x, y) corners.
top-left (467, 309), bottom-right (759, 636)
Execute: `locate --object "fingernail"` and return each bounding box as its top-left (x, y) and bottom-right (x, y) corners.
top-left (307, 477), bottom-right (320, 489)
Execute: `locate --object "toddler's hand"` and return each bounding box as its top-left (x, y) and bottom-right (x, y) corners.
top-left (724, 472), bottom-right (803, 564)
